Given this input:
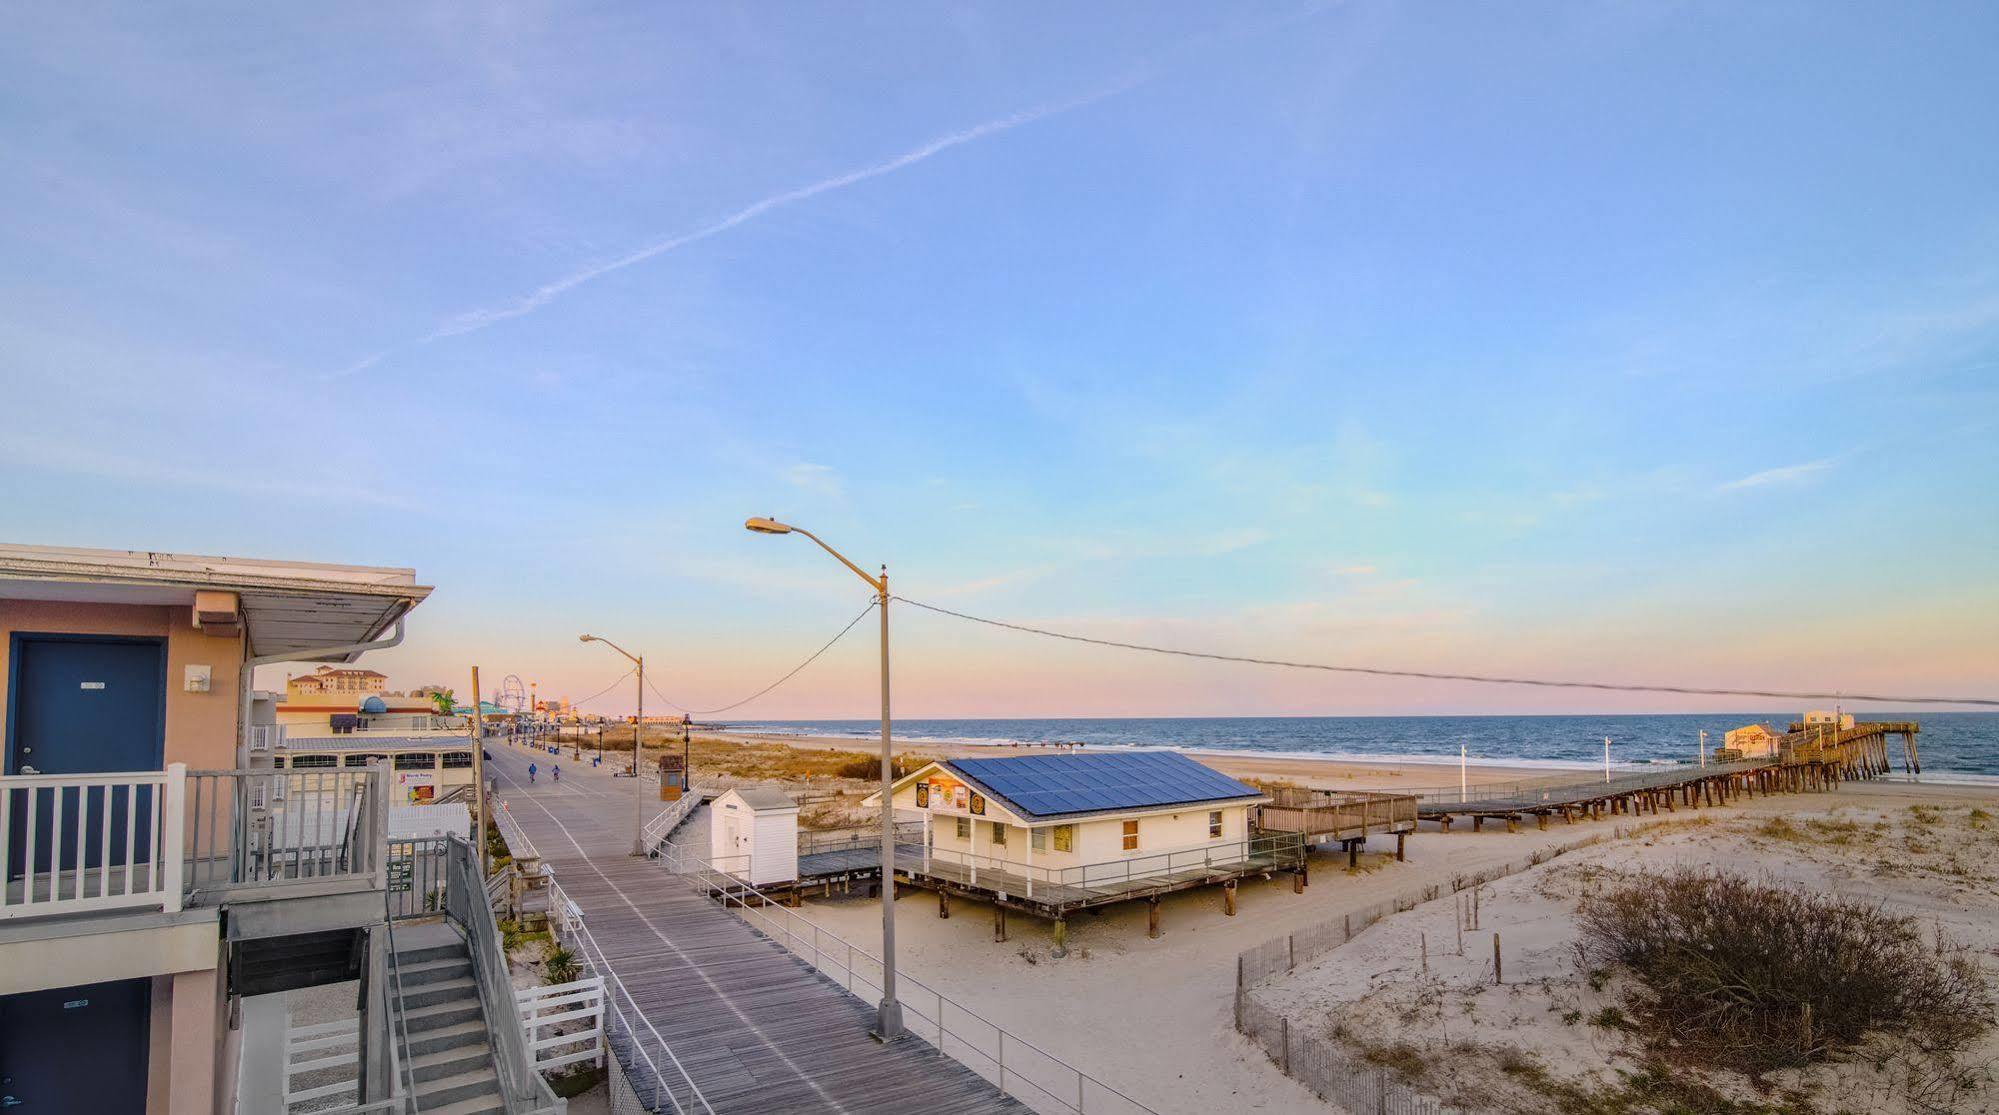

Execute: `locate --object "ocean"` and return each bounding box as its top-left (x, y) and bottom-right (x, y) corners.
top-left (716, 713), bottom-right (1999, 780)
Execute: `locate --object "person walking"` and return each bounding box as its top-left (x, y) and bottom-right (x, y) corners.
top-left (528, 761), bottom-right (538, 783)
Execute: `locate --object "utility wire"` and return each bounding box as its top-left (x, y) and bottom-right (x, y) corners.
top-left (892, 595), bottom-right (1999, 708)
top-left (645, 598), bottom-right (880, 717)
top-left (570, 666), bottom-right (638, 708)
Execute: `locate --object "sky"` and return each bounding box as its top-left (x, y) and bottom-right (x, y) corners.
top-left (3, 3), bottom-right (1996, 720)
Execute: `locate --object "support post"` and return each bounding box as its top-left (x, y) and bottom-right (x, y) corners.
top-left (1051, 918), bottom-right (1068, 959)
top-left (1148, 897), bottom-right (1161, 939)
top-left (1223, 882), bottom-right (1237, 917)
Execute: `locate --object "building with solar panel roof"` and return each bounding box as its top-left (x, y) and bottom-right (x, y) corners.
top-left (857, 750), bottom-right (1311, 951)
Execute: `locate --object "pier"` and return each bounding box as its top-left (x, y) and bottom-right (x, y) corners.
top-left (1412, 721), bottom-right (1918, 831)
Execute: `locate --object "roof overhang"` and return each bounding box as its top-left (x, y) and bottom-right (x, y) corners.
top-left (0, 543), bottom-right (431, 661)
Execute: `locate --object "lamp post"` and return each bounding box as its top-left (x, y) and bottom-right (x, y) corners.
top-left (745, 516), bottom-right (904, 1041)
top-left (580, 634), bottom-right (647, 857)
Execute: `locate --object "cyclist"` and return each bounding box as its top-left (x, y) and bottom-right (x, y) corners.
top-left (528, 762), bottom-right (538, 783)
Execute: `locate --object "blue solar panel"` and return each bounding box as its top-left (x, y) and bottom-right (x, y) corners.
top-left (947, 751), bottom-right (1259, 819)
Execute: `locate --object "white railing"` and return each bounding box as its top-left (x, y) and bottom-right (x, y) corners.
top-left (2, 764), bottom-right (389, 922)
top-left (639, 792), bottom-right (701, 853)
top-left (493, 799), bottom-right (540, 861)
top-left (556, 898), bottom-right (715, 1115)
top-left (656, 838), bottom-right (1157, 1115)
top-left (517, 976), bottom-right (607, 1074)
top-left (1, 765), bottom-right (184, 919)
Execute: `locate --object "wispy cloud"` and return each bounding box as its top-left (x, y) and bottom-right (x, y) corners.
top-left (783, 462), bottom-right (843, 498)
top-left (1331, 564), bottom-right (1378, 576)
top-left (417, 87), bottom-right (1126, 343)
top-left (0, 433), bottom-right (421, 510)
top-left (1717, 458), bottom-right (1834, 492)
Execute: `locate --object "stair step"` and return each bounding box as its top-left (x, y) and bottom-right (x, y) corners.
top-left (416, 1067), bottom-right (502, 1108)
top-left (405, 1019), bottom-right (489, 1056)
top-left (402, 999), bottom-right (484, 1033)
top-left (397, 956), bottom-right (473, 986)
top-left (410, 1040), bottom-right (494, 1083)
top-left (400, 976), bottom-right (478, 1010)
top-left (419, 1096), bottom-right (507, 1115)
top-left (393, 941), bottom-right (467, 966)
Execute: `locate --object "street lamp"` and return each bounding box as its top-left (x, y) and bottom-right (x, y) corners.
top-left (745, 516), bottom-right (904, 1041)
top-left (580, 634), bottom-right (648, 857)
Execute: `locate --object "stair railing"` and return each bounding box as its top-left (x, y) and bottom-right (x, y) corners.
top-left (442, 834), bottom-right (566, 1114)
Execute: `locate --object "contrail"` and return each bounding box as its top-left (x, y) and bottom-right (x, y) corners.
top-left (423, 88), bottom-right (1125, 342)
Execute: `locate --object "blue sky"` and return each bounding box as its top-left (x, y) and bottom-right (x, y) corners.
top-left (3, 3), bottom-right (1995, 717)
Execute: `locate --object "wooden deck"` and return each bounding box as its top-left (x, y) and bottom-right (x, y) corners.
top-left (483, 744), bottom-right (1021, 1114)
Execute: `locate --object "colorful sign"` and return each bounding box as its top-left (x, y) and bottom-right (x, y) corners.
top-left (397, 771), bottom-right (436, 804)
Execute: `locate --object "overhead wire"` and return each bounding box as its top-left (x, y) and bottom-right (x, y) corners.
top-left (570, 666), bottom-right (639, 708)
top-left (891, 595), bottom-right (1999, 708)
top-left (643, 598), bottom-right (880, 717)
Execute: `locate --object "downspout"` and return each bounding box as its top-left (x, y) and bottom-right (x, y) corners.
top-left (236, 615), bottom-right (409, 764)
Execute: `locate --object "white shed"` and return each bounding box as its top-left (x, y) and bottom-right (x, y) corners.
top-left (710, 787), bottom-right (799, 886)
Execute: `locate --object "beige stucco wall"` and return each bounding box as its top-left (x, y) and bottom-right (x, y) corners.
top-left (0, 599), bottom-right (245, 769)
top-left (144, 964), bottom-right (226, 1115)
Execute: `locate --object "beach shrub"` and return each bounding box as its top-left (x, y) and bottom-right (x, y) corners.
top-left (544, 947), bottom-right (580, 984)
top-left (829, 754), bottom-right (911, 781)
top-left (1575, 868), bottom-right (1989, 1076)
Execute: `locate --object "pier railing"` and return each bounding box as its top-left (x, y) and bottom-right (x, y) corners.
top-left (1398, 757), bottom-right (1774, 810)
top-left (654, 837), bottom-right (1159, 1115)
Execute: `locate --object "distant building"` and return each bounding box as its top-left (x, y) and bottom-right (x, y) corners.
top-left (1722, 723), bottom-right (1780, 759)
top-left (287, 664), bottom-right (389, 697)
top-left (1802, 709), bottom-right (1855, 731)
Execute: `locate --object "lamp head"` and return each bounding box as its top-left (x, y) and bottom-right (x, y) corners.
top-left (579, 634), bottom-right (597, 643)
top-left (744, 517), bottom-right (793, 535)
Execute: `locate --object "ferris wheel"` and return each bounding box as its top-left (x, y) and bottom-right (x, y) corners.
top-left (496, 674), bottom-right (529, 714)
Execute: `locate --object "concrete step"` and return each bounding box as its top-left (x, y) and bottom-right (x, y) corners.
top-left (397, 955), bottom-right (472, 987)
top-left (415, 1067), bottom-right (502, 1109)
top-left (406, 1019), bottom-right (489, 1057)
top-left (400, 976), bottom-right (478, 1010)
top-left (410, 1040), bottom-right (494, 1084)
top-left (419, 1096), bottom-right (507, 1115)
top-left (393, 941), bottom-right (467, 966)
top-left (402, 998), bottom-right (484, 1033)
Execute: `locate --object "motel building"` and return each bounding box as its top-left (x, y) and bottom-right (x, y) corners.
top-left (0, 544), bottom-right (439, 1113)
top-left (864, 751), bottom-right (1309, 951)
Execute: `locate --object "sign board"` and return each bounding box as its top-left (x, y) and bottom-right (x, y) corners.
top-left (388, 858), bottom-right (413, 893)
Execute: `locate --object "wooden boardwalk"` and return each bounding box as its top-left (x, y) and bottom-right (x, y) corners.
top-left (484, 744), bottom-right (1020, 1114)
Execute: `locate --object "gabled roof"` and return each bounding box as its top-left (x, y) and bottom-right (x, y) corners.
top-left (935, 751), bottom-right (1262, 822)
top-left (720, 787), bottom-right (797, 812)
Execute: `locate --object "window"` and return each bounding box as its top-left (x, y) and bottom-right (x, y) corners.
top-left (1030, 828), bottom-right (1047, 853)
top-left (1209, 810), bottom-right (1224, 839)
top-left (1122, 819), bottom-right (1139, 851)
top-left (343, 754), bottom-right (381, 768)
top-left (990, 823), bottom-right (1007, 846)
top-left (1052, 825), bottom-right (1074, 853)
top-left (955, 817), bottom-right (970, 840)
top-left (442, 752), bottom-right (474, 769)
top-left (290, 754), bottom-right (337, 769)
top-left (393, 752), bottom-right (436, 770)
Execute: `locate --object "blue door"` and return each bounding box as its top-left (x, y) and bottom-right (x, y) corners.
top-left (5, 635), bottom-right (166, 878)
top-left (0, 978), bottom-right (152, 1113)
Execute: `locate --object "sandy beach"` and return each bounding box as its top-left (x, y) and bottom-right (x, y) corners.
top-left (700, 728), bottom-right (1565, 792)
top-left (682, 775), bottom-right (1999, 1114)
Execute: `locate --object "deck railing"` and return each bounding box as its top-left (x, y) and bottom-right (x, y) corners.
top-left (655, 838), bottom-right (1159, 1115)
top-left (2, 764), bottom-right (388, 921)
top-left (907, 831), bottom-right (1307, 902)
top-left (639, 791), bottom-right (703, 853)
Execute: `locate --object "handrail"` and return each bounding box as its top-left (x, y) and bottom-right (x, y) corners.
top-left (552, 886), bottom-right (716, 1114)
top-left (377, 915), bottom-right (417, 1111)
top-left (656, 837), bottom-right (1157, 1115)
top-left (639, 791), bottom-right (701, 853)
top-left (442, 835), bottom-right (565, 1114)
